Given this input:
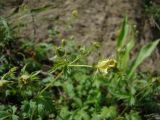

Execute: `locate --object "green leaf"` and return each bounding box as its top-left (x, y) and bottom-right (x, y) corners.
top-left (113, 92), bottom-right (130, 100)
top-left (100, 106), bottom-right (117, 119)
top-left (12, 115), bottom-right (19, 120)
top-left (118, 36), bottom-right (135, 70)
top-left (128, 39), bottom-right (160, 78)
top-left (63, 82), bottom-right (75, 97)
top-left (57, 107), bottom-right (70, 120)
top-left (129, 96), bottom-right (135, 106)
top-left (116, 16), bottom-right (129, 49)
top-left (125, 111), bottom-right (141, 120)
top-left (124, 37), bottom-right (135, 61)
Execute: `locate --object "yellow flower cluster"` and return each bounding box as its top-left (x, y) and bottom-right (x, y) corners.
top-left (96, 59), bottom-right (117, 74)
top-left (19, 75), bottom-right (30, 85)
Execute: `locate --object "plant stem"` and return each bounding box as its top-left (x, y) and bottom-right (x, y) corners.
top-left (68, 64), bottom-right (93, 68)
top-left (36, 71), bottom-right (63, 97)
top-left (36, 64), bottom-right (92, 97)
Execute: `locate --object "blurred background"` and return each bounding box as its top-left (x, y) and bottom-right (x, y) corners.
top-left (0, 0), bottom-right (160, 72)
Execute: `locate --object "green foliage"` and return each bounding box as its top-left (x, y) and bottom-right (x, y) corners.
top-left (0, 17), bottom-right (16, 74)
top-left (144, 0), bottom-right (160, 20)
top-left (116, 17), bottom-right (134, 71)
top-left (0, 17), bottom-right (12, 43)
top-left (116, 17), bottom-right (159, 78)
top-left (128, 40), bottom-right (159, 78)
top-left (0, 17), bottom-right (159, 120)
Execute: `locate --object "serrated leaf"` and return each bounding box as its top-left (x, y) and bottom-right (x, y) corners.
top-left (100, 106), bottom-right (117, 119)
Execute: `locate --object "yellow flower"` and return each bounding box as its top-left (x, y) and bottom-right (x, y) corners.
top-left (96, 59), bottom-right (117, 74)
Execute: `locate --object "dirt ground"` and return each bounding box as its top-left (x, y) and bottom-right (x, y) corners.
top-left (0, 0), bottom-right (160, 73)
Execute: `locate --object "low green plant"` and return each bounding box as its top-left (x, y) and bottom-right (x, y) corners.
top-left (144, 0), bottom-right (160, 20)
top-left (144, 0), bottom-right (160, 32)
top-left (0, 17), bottom-right (15, 74)
top-left (0, 17), bottom-right (159, 120)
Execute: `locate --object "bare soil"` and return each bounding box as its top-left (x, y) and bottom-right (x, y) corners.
top-left (0, 0), bottom-right (160, 73)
